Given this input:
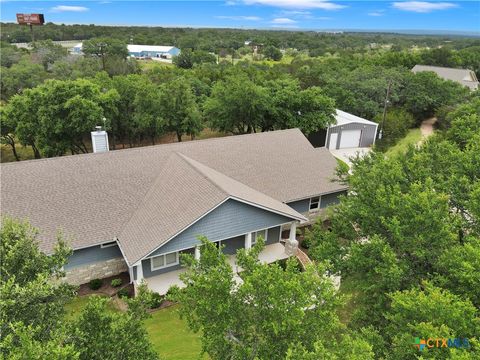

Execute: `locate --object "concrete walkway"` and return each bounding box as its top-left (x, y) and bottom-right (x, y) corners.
top-left (329, 147), bottom-right (371, 167)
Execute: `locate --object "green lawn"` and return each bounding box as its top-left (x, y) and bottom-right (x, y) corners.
top-left (64, 296), bottom-right (205, 360)
top-left (64, 294), bottom-right (119, 320)
top-left (145, 305), bottom-right (207, 360)
top-left (139, 60), bottom-right (175, 71)
top-left (337, 276), bottom-right (361, 325)
top-left (385, 128), bottom-right (422, 158)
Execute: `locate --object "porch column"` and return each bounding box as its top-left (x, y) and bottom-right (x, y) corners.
top-left (128, 266), bottom-right (134, 284)
top-left (195, 246), bottom-right (201, 260)
top-left (135, 261), bottom-right (144, 284)
top-left (285, 221), bottom-right (299, 257)
top-left (289, 221), bottom-right (298, 241)
top-left (245, 232), bottom-right (252, 250)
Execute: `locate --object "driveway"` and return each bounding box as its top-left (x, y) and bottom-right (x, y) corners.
top-left (329, 147), bottom-right (371, 167)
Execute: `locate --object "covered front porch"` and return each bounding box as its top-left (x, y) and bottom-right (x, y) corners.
top-left (135, 222), bottom-right (299, 295)
top-left (142, 242), bottom-right (292, 295)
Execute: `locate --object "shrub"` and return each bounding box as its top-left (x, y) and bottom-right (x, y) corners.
top-left (149, 292), bottom-right (164, 309)
top-left (276, 258), bottom-right (302, 272)
top-left (89, 278), bottom-right (102, 290)
top-left (111, 278), bottom-right (122, 287)
top-left (277, 258), bottom-right (287, 270)
top-left (301, 237), bottom-right (311, 249)
top-left (117, 287), bottom-right (130, 298)
top-left (374, 108), bottom-right (415, 151)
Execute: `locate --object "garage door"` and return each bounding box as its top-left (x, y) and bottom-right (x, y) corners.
top-left (339, 130), bottom-right (361, 148)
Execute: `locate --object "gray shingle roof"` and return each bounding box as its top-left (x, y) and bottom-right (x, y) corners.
top-left (412, 65), bottom-right (479, 91)
top-left (1, 129), bottom-right (346, 263)
top-left (118, 154), bottom-right (307, 264)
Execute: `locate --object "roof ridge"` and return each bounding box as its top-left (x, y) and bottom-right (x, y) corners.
top-left (177, 153), bottom-right (243, 197)
top-left (178, 153), bottom-right (306, 222)
top-left (115, 152), bottom-right (196, 264)
top-left (175, 152), bottom-right (229, 197)
top-left (0, 128), bottom-right (303, 168)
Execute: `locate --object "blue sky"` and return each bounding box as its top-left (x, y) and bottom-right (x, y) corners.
top-left (1, 1), bottom-right (479, 33)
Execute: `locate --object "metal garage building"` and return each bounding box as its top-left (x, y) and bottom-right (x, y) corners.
top-left (325, 110), bottom-right (378, 150)
top-left (71, 43), bottom-right (180, 60)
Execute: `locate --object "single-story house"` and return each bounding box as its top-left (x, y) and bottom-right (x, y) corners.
top-left (1, 129), bottom-right (347, 295)
top-left (71, 43), bottom-right (180, 59)
top-left (412, 65), bottom-right (479, 91)
top-left (126, 44), bottom-right (180, 59)
top-left (308, 109), bottom-right (378, 150)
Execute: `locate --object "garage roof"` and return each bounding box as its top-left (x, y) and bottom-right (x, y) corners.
top-left (334, 109), bottom-right (378, 127)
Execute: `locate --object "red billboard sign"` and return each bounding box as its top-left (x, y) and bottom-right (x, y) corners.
top-left (16, 13), bottom-right (45, 25)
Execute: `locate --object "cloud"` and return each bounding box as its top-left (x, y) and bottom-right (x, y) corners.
top-left (243, 0), bottom-right (346, 10)
top-left (271, 24), bottom-right (299, 28)
top-left (50, 5), bottom-right (89, 12)
top-left (368, 10), bottom-right (385, 16)
top-left (270, 17), bottom-right (297, 24)
top-left (279, 10), bottom-right (312, 15)
top-left (392, 1), bottom-right (457, 13)
top-left (225, 0), bottom-right (237, 5)
top-left (215, 15), bottom-right (262, 20)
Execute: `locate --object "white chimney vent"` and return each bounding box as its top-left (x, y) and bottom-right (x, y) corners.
top-left (91, 126), bottom-right (109, 153)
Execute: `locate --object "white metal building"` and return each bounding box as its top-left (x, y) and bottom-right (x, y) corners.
top-left (325, 110), bottom-right (379, 150)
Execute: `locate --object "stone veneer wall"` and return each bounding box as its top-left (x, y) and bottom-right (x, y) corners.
top-left (62, 257), bottom-right (128, 286)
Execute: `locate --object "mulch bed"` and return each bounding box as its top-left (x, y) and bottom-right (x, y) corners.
top-left (77, 272), bottom-right (131, 297)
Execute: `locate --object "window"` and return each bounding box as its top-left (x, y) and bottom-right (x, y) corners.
top-left (252, 229), bottom-right (267, 246)
top-left (151, 252), bottom-right (179, 271)
top-left (309, 196), bottom-right (320, 211)
top-left (100, 241), bottom-right (117, 248)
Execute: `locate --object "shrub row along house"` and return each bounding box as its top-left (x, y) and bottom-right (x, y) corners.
top-left (1, 129), bottom-right (347, 295)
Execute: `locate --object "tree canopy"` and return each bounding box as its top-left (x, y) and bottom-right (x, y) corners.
top-left (0, 217), bottom-right (159, 360)
top-left (307, 96), bottom-right (480, 358)
top-left (171, 237), bottom-right (374, 360)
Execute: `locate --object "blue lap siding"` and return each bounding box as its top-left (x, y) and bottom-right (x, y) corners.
top-left (320, 191), bottom-right (347, 208)
top-left (147, 199), bottom-right (293, 257)
top-left (64, 244), bottom-right (123, 270)
top-left (286, 190), bottom-right (347, 214)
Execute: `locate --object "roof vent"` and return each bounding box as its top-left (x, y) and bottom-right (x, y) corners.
top-left (91, 125), bottom-right (109, 153)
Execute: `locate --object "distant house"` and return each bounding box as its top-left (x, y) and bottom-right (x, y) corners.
top-left (308, 109), bottom-right (378, 149)
top-left (126, 44), bottom-right (180, 59)
top-left (412, 65), bottom-right (479, 91)
top-left (71, 43), bottom-right (180, 60)
top-left (1, 129), bottom-right (347, 295)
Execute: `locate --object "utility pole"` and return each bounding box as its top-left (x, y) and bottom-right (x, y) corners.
top-left (379, 79), bottom-right (392, 140)
top-left (98, 42), bottom-right (107, 71)
top-left (29, 24), bottom-right (35, 44)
